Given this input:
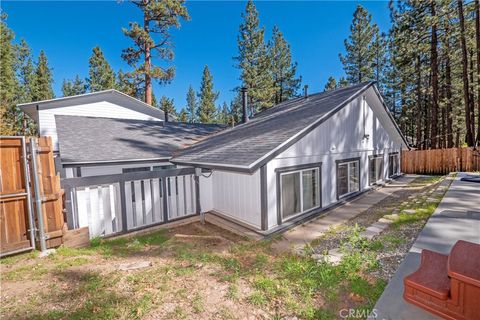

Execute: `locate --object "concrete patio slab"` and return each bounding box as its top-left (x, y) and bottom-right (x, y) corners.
top-left (272, 175), bottom-right (416, 252)
top-left (371, 173), bottom-right (480, 320)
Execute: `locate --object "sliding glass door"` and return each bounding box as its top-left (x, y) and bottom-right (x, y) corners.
top-left (280, 167), bottom-right (320, 221)
top-left (369, 155), bottom-right (384, 185)
top-left (337, 158), bottom-right (360, 198)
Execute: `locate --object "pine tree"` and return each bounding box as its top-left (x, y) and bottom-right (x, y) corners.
top-left (339, 5), bottom-right (377, 83)
top-left (186, 85), bottom-right (197, 123)
top-left (269, 26), bottom-right (301, 104)
top-left (116, 69), bottom-right (140, 97)
top-left (32, 50), bottom-right (54, 101)
top-left (122, 0), bottom-right (189, 105)
top-left (338, 77), bottom-right (349, 88)
top-left (16, 39), bottom-right (35, 103)
top-left (87, 46), bottom-right (115, 92)
top-left (324, 76), bottom-right (337, 91)
top-left (158, 96), bottom-right (176, 121)
top-left (178, 108), bottom-right (188, 122)
top-left (15, 39), bottom-right (36, 134)
top-left (216, 101), bottom-right (229, 124)
top-left (0, 12), bottom-right (19, 135)
top-left (372, 28), bottom-right (388, 94)
top-left (229, 91), bottom-right (243, 125)
top-left (62, 75), bottom-right (86, 96)
top-left (235, 0), bottom-right (274, 113)
top-left (197, 65), bottom-right (218, 123)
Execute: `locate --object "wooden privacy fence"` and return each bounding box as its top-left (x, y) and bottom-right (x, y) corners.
top-left (62, 168), bottom-right (200, 238)
top-left (0, 136), bottom-right (64, 256)
top-left (0, 137), bottom-right (35, 254)
top-left (401, 147), bottom-right (480, 175)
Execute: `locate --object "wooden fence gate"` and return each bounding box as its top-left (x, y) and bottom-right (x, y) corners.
top-left (401, 147), bottom-right (480, 175)
top-left (0, 137), bottom-right (35, 255)
top-left (0, 136), bottom-right (64, 256)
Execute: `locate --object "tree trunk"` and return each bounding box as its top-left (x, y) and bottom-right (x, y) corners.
top-left (446, 56), bottom-right (454, 148)
top-left (476, 0), bottom-right (480, 145)
top-left (457, 0), bottom-right (474, 146)
top-left (430, 1), bottom-right (439, 149)
top-left (469, 50), bottom-right (476, 143)
top-left (416, 56), bottom-right (423, 148)
top-left (144, 6), bottom-right (152, 105)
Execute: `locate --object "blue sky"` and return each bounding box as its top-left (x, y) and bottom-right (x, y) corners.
top-left (3, 1), bottom-right (391, 111)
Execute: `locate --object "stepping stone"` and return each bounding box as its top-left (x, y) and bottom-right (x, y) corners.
top-left (426, 197), bottom-right (437, 203)
top-left (392, 209), bottom-right (400, 214)
top-left (402, 209), bottom-right (416, 215)
top-left (360, 225), bottom-right (384, 239)
top-left (360, 229), bottom-right (378, 240)
top-left (118, 261), bottom-right (152, 271)
top-left (384, 213), bottom-right (399, 221)
top-left (312, 248), bottom-right (344, 265)
top-left (378, 218), bottom-right (393, 224)
top-left (325, 248), bottom-right (344, 265)
top-left (371, 220), bottom-right (391, 230)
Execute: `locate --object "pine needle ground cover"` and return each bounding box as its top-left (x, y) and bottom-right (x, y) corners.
top-left (0, 176), bottom-right (448, 320)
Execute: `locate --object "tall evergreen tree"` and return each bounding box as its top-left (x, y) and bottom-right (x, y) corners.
top-left (372, 28), bottom-right (388, 93)
top-left (87, 46), bottom-right (115, 92)
top-left (216, 101), bottom-right (229, 124)
top-left (186, 85), bottom-right (197, 123)
top-left (324, 76), bottom-right (337, 91)
top-left (338, 77), bottom-right (349, 88)
top-left (269, 26), bottom-right (301, 104)
top-left (197, 65), bottom-right (218, 123)
top-left (115, 69), bottom-right (140, 97)
top-left (235, 0), bottom-right (274, 113)
top-left (32, 50), bottom-right (54, 101)
top-left (16, 39), bottom-right (35, 103)
top-left (0, 12), bottom-right (19, 135)
top-left (15, 39), bottom-right (36, 134)
top-left (158, 95), bottom-right (176, 120)
top-left (62, 75), bottom-right (86, 96)
top-left (122, 0), bottom-right (189, 105)
top-left (178, 108), bottom-right (188, 122)
top-left (339, 5), bottom-right (377, 83)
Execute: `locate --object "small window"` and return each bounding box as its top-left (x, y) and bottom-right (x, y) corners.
top-left (388, 153), bottom-right (399, 177)
top-left (122, 167), bottom-right (150, 173)
top-left (369, 155), bottom-right (384, 185)
top-left (280, 167), bottom-right (320, 221)
top-left (337, 159), bottom-right (360, 198)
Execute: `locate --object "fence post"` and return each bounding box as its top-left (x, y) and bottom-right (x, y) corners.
top-left (119, 181), bottom-right (128, 233)
top-left (30, 138), bottom-right (47, 252)
top-left (162, 178), bottom-right (169, 222)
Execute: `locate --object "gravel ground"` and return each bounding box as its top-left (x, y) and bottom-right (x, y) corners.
top-left (312, 176), bottom-right (450, 281)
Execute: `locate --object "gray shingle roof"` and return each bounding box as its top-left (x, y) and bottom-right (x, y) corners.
top-left (171, 82), bottom-right (376, 171)
top-left (55, 115), bottom-right (225, 164)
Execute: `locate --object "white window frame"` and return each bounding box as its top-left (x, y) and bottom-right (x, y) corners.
top-left (369, 155), bottom-right (384, 185)
top-left (279, 167), bottom-right (321, 222)
top-left (337, 158), bottom-right (360, 199)
top-left (388, 153), bottom-right (400, 177)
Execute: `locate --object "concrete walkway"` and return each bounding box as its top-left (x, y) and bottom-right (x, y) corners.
top-left (272, 175), bottom-right (416, 253)
top-left (372, 173), bottom-right (480, 320)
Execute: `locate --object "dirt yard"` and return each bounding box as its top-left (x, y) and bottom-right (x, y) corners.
top-left (0, 176), bottom-right (449, 320)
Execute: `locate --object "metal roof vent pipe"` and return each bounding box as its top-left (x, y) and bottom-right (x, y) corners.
top-left (304, 85), bottom-right (309, 99)
top-left (241, 87), bottom-right (249, 124)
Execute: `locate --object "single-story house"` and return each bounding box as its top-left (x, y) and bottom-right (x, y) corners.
top-left (20, 81), bottom-right (409, 237)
